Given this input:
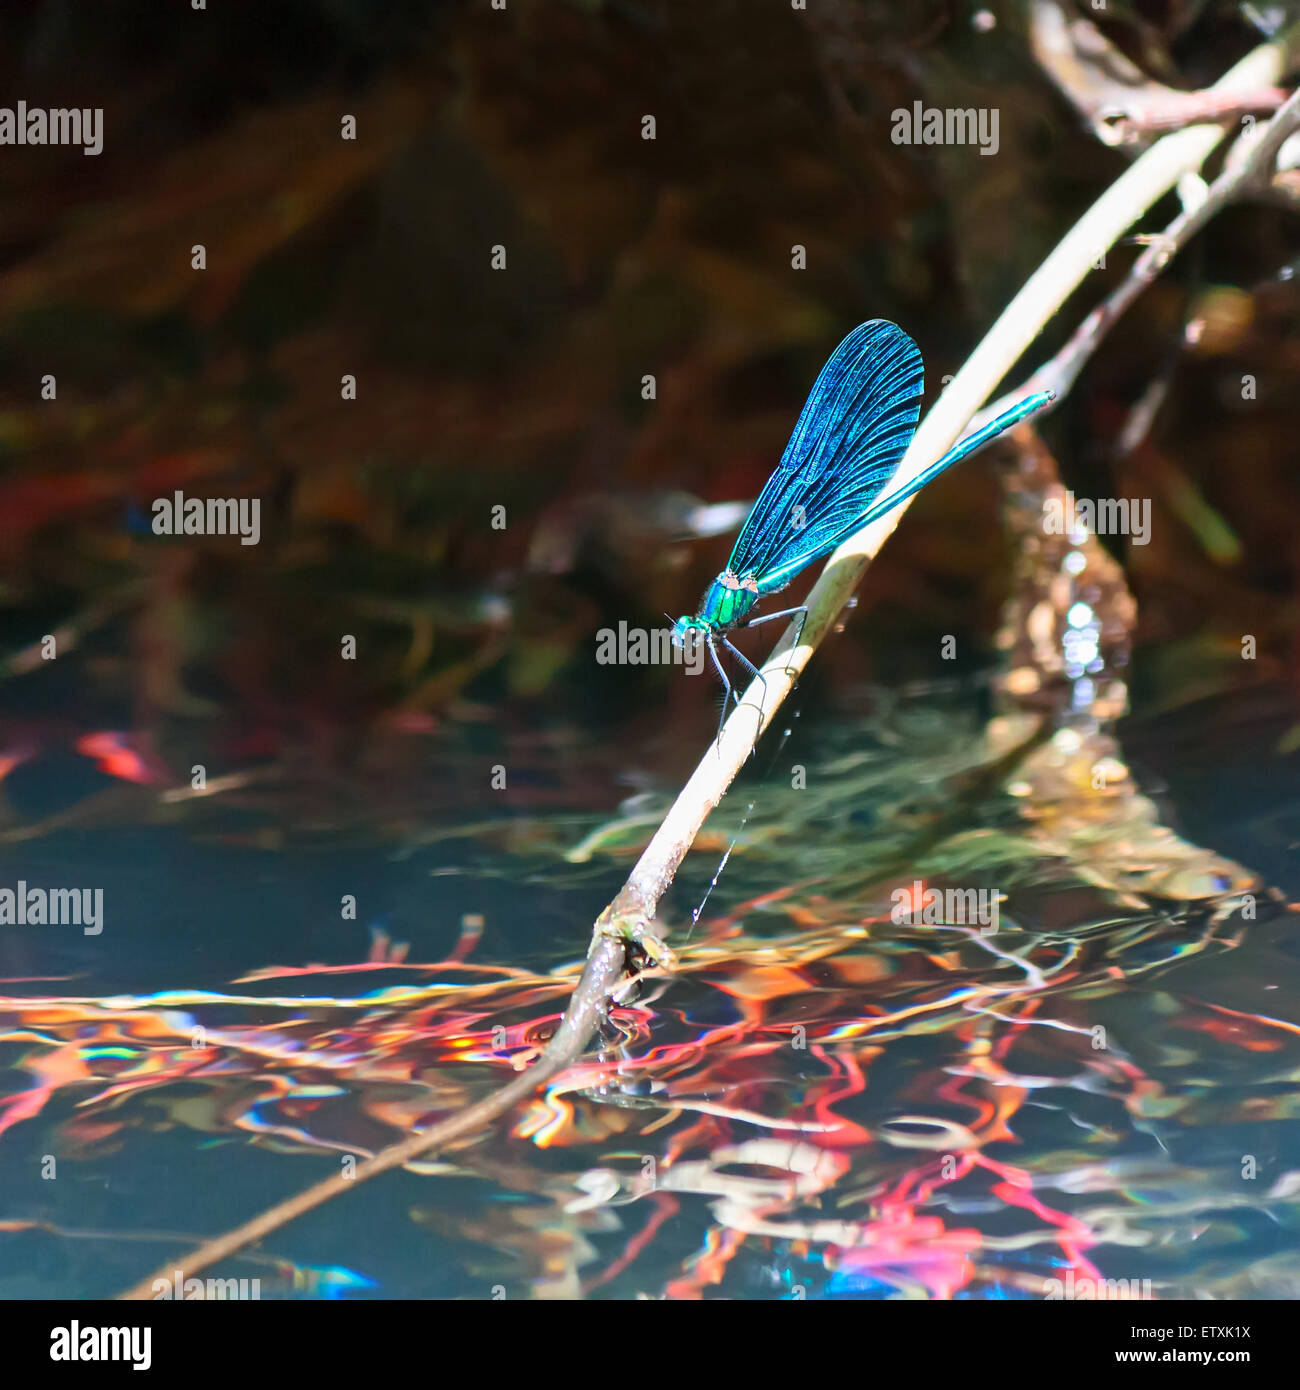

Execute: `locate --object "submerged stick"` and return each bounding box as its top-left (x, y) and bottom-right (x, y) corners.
top-left (116, 21), bottom-right (1300, 1299)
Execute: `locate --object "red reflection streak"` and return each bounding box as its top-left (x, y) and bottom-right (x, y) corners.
top-left (944, 1007), bottom-right (1037, 1142)
top-left (0, 1042), bottom-right (88, 1137)
top-left (583, 1193), bottom-right (681, 1294)
top-left (1208, 1000), bottom-right (1300, 1040)
top-left (933, 1069), bottom-right (998, 1131)
top-left (979, 1155), bottom-right (1101, 1278)
top-left (1182, 999), bottom-right (1300, 1047)
top-left (806, 1045), bottom-right (870, 1146)
top-left (1182, 1016), bottom-right (1281, 1050)
top-left (75, 732), bottom-right (156, 785)
top-left (884, 1152), bottom-right (978, 1212)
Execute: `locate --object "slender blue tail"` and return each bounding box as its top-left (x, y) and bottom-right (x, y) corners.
top-left (855, 388), bottom-right (1055, 530)
top-left (933, 388), bottom-right (1056, 471)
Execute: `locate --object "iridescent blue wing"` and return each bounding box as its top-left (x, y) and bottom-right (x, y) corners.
top-left (726, 320), bottom-right (924, 595)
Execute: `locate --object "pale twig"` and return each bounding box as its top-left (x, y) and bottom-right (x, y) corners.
top-left (989, 87), bottom-right (1300, 415)
top-left (1030, 0), bottom-right (1289, 149)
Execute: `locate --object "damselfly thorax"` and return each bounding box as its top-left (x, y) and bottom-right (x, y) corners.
top-left (692, 569), bottom-right (760, 633)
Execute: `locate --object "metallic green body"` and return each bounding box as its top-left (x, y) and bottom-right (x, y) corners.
top-left (697, 573), bottom-right (759, 630)
top-left (671, 569), bottom-right (759, 648)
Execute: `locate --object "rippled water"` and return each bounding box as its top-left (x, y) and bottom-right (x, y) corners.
top-left (2, 664), bottom-right (1295, 1300)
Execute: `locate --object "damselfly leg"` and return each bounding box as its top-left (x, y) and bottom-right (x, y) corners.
top-left (720, 636), bottom-right (768, 704)
top-left (705, 635), bottom-right (738, 746)
top-left (741, 605), bottom-right (808, 672)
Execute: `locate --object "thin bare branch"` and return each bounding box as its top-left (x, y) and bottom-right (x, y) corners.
top-left (1004, 88), bottom-right (1300, 411)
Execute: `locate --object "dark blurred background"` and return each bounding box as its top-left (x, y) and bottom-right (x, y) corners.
top-left (0, 0), bottom-right (1296, 839)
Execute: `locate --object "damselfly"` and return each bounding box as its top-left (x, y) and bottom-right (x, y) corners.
top-left (670, 319), bottom-right (1053, 732)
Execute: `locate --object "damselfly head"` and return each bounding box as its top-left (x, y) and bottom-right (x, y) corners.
top-left (670, 615), bottom-right (709, 651)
